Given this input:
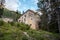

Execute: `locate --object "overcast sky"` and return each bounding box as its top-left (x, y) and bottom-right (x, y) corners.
top-left (5, 0), bottom-right (38, 12)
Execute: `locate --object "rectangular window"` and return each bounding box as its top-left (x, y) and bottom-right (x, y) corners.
top-left (24, 15), bottom-right (26, 17)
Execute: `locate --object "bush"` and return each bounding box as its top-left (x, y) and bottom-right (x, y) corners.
top-left (0, 20), bottom-right (4, 26)
top-left (17, 23), bottom-right (30, 31)
top-left (0, 30), bottom-right (28, 40)
top-left (0, 21), bottom-right (59, 40)
top-left (26, 30), bottom-right (60, 40)
top-left (8, 22), bottom-right (15, 26)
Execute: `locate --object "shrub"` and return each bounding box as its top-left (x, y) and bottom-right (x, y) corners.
top-left (26, 30), bottom-right (60, 40)
top-left (8, 22), bottom-right (15, 26)
top-left (0, 20), bottom-right (4, 26)
top-left (17, 23), bottom-right (30, 31)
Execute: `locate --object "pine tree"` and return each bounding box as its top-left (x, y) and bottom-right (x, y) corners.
top-left (37, 0), bottom-right (48, 31)
top-left (37, 0), bottom-right (60, 33)
top-left (0, 0), bottom-right (5, 18)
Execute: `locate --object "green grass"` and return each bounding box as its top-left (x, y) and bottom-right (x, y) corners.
top-left (0, 20), bottom-right (60, 40)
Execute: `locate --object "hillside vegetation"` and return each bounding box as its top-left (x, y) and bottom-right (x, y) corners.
top-left (2, 8), bottom-right (21, 21)
top-left (0, 20), bottom-right (60, 40)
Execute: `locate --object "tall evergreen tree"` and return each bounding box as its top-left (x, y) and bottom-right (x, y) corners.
top-left (37, 0), bottom-right (48, 31)
top-left (37, 0), bottom-right (60, 33)
top-left (0, 0), bottom-right (5, 18)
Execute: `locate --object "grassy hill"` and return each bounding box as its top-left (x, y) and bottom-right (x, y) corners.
top-left (0, 20), bottom-right (60, 40)
top-left (2, 8), bottom-right (21, 21)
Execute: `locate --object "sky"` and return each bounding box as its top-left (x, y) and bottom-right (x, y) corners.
top-left (5, 0), bottom-right (38, 12)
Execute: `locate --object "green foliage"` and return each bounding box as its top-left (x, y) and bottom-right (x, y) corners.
top-left (0, 8), bottom-right (4, 17)
top-left (0, 21), bottom-right (30, 40)
top-left (8, 22), bottom-right (15, 26)
top-left (16, 22), bottom-right (30, 31)
top-left (0, 18), bottom-right (60, 40)
top-left (8, 22), bottom-right (30, 31)
top-left (0, 31), bottom-right (28, 40)
top-left (37, 0), bottom-right (48, 31)
top-left (0, 20), bottom-right (5, 26)
top-left (27, 30), bottom-right (60, 40)
top-left (3, 8), bottom-right (21, 21)
top-left (37, 0), bottom-right (60, 33)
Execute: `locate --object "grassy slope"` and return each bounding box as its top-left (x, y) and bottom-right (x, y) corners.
top-left (0, 20), bottom-right (60, 40)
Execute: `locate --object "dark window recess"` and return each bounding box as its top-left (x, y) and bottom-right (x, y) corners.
top-left (24, 15), bottom-right (26, 17)
top-left (31, 18), bottom-right (33, 20)
top-left (19, 20), bottom-right (20, 22)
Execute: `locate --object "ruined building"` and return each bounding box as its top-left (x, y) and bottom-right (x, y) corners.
top-left (18, 9), bottom-right (41, 29)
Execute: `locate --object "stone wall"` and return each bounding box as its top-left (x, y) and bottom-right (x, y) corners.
top-left (18, 10), bottom-right (40, 30)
